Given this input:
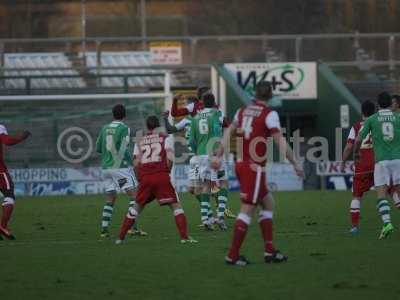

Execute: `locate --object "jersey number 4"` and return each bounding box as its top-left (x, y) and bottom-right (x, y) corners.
top-left (142, 143), bottom-right (162, 163)
top-left (241, 116), bottom-right (254, 139)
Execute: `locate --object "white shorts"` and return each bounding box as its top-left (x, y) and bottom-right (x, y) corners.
top-left (374, 159), bottom-right (400, 187)
top-left (188, 156), bottom-right (200, 187)
top-left (103, 168), bottom-right (138, 193)
top-left (198, 155), bottom-right (212, 181)
top-left (210, 160), bottom-right (228, 181)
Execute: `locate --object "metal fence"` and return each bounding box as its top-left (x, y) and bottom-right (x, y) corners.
top-left (1, 33), bottom-right (400, 70)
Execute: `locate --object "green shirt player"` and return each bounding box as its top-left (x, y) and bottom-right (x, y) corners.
top-left (96, 104), bottom-right (145, 238)
top-left (355, 92), bottom-right (398, 239)
top-left (187, 93), bottom-right (227, 230)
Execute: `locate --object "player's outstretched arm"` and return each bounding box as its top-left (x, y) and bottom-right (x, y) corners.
top-left (271, 132), bottom-right (304, 178)
top-left (0, 130), bottom-right (31, 146)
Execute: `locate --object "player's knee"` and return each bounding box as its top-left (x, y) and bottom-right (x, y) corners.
top-left (350, 199), bottom-right (361, 209)
top-left (127, 207), bottom-right (138, 219)
top-left (237, 212), bottom-right (252, 225)
top-left (258, 210), bottom-right (273, 222)
top-left (173, 207), bottom-right (185, 216)
top-left (2, 197), bottom-right (15, 206)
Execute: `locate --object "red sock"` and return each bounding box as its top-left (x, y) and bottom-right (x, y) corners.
top-left (259, 218), bottom-right (275, 253)
top-left (1, 204), bottom-right (14, 229)
top-left (227, 219), bottom-right (248, 261)
top-left (119, 217), bottom-right (135, 240)
top-left (350, 211), bottom-right (360, 227)
top-left (174, 213), bottom-right (189, 240)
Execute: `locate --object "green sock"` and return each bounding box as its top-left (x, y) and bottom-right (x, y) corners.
top-left (101, 202), bottom-right (114, 231)
top-left (217, 188), bottom-right (228, 220)
top-left (200, 193), bottom-right (210, 224)
top-left (377, 199), bottom-right (391, 225)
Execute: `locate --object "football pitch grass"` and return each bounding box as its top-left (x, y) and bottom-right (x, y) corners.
top-left (1, 191), bottom-right (399, 300)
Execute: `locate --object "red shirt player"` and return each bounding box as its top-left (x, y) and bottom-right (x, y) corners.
top-left (117, 116), bottom-right (197, 244)
top-left (171, 87), bottom-right (230, 128)
top-left (219, 81), bottom-right (303, 266)
top-left (0, 124), bottom-right (30, 240)
top-left (341, 100), bottom-right (377, 234)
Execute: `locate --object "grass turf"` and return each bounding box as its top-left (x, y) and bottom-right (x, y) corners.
top-left (0, 191), bottom-right (399, 300)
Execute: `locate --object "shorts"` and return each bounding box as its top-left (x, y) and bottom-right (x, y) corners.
top-left (235, 162), bottom-right (268, 205)
top-left (0, 172), bottom-right (15, 198)
top-left (188, 156), bottom-right (200, 187)
top-left (198, 155), bottom-right (211, 181)
top-left (103, 168), bottom-right (138, 193)
top-left (136, 172), bottom-right (178, 206)
top-left (374, 159), bottom-right (400, 187)
top-left (352, 172), bottom-right (374, 198)
top-left (211, 160), bottom-right (228, 182)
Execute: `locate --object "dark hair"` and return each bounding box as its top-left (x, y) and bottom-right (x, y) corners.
top-left (377, 92), bottom-right (392, 109)
top-left (202, 92), bottom-right (215, 108)
top-left (186, 96), bottom-right (198, 104)
top-left (361, 100), bottom-right (376, 117)
top-left (197, 86), bottom-right (210, 100)
top-left (146, 115), bottom-right (160, 130)
top-left (112, 104), bottom-right (126, 120)
top-left (255, 81), bottom-right (272, 101)
top-left (392, 94), bottom-right (400, 106)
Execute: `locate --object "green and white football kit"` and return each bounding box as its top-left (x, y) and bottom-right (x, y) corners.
top-left (96, 120), bottom-right (138, 193)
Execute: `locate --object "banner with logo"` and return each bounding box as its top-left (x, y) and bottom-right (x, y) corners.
top-left (9, 163), bottom-right (303, 196)
top-left (224, 62), bottom-right (317, 99)
top-left (316, 161), bottom-right (355, 191)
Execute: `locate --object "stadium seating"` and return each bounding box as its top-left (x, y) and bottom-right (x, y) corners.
top-left (4, 53), bottom-right (86, 89)
top-left (83, 51), bottom-right (180, 87)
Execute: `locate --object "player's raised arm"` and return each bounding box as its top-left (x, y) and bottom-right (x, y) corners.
top-left (162, 111), bottom-right (190, 134)
top-left (0, 129), bottom-right (31, 146)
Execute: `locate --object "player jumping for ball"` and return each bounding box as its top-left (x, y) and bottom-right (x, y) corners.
top-left (116, 116), bottom-right (197, 244)
top-left (217, 81), bottom-right (303, 265)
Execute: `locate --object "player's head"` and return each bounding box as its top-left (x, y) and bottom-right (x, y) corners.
top-left (255, 81), bottom-right (273, 101)
top-left (197, 86), bottom-right (210, 100)
top-left (377, 92), bottom-right (392, 109)
top-left (202, 92), bottom-right (215, 108)
top-left (146, 115), bottom-right (160, 130)
top-left (392, 94), bottom-right (400, 111)
top-left (361, 100), bottom-right (376, 118)
top-left (112, 104), bottom-right (126, 120)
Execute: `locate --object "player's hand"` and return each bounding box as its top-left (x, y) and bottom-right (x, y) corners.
top-left (21, 130), bottom-right (31, 140)
top-left (162, 110), bottom-right (170, 118)
top-left (293, 163), bottom-right (304, 178)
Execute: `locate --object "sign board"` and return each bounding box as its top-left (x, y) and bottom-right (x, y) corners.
top-left (150, 41), bottom-right (182, 65)
top-left (316, 161), bottom-right (354, 176)
top-left (11, 163), bottom-right (303, 196)
top-left (225, 62), bottom-right (317, 99)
